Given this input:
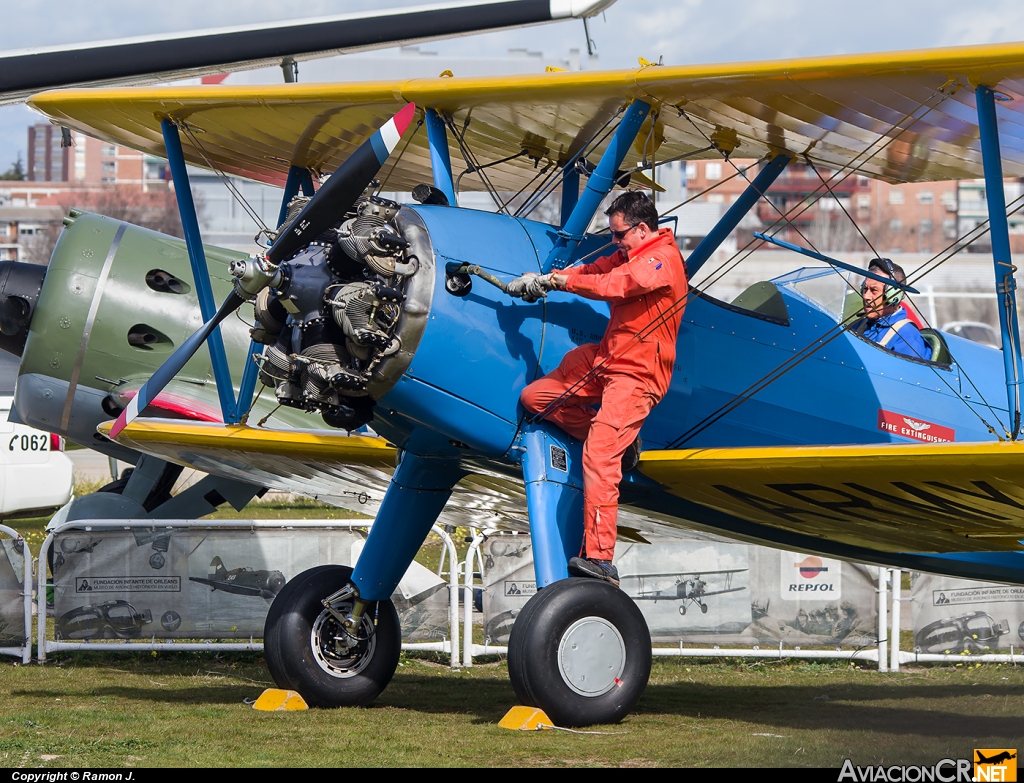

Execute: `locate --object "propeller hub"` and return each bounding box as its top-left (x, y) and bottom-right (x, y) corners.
top-left (230, 256), bottom-right (282, 300)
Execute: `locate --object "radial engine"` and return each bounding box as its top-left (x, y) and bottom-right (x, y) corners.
top-left (232, 190), bottom-right (432, 432)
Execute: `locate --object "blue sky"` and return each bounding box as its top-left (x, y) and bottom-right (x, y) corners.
top-left (2, 0), bottom-right (1024, 169)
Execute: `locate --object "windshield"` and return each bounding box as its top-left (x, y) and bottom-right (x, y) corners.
top-left (771, 267), bottom-right (859, 321)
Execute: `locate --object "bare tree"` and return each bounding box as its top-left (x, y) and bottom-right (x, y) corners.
top-left (27, 186), bottom-right (188, 266)
top-left (805, 207), bottom-right (864, 253)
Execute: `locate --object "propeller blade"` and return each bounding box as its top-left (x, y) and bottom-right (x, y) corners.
top-left (109, 291), bottom-right (243, 438)
top-left (267, 102), bottom-right (417, 264)
top-left (110, 104), bottom-right (416, 440)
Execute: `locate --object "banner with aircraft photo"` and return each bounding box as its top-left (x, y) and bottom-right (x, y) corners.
top-left (482, 535), bottom-right (879, 647)
top-left (51, 527), bottom-right (449, 642)
top-left (911, 573), bottom-right (1024, 654)
top-left (0, 537), bottom-right (25, 647)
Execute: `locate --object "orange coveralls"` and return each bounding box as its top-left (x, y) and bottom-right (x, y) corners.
top-left (520, 228), bottom-right (688, 560)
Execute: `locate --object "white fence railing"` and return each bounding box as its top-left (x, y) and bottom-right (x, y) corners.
top-left (0, 523), bottom-right (31, 664)
top-left (36, 519), bottom-right (460, 667)
top-left (12, 518), bottom-right (1019, 670)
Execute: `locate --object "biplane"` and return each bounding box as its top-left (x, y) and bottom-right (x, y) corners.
top-left (624, 568), bottom-right (746, 615)
top-left (8, 16), bottom-right (1024, 725)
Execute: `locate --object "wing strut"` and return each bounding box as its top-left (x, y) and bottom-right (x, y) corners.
top-left (686, 153), bottom-right (791, 276)
top-left (543, 99), bottom-right (651, 272)
top-left (752, 233), bottom-right (920, 294)
top-left (425, 108), bottom-right (458, 207)
top-left (976, 85), bottom-right (1024, 440)
top-left (161, 118), bottom-right (245, 423)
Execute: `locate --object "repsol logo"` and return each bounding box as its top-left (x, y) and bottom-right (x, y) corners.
top-left (789, 583), bottom-right (836, 593)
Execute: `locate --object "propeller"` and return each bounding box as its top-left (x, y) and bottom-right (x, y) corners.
top-left (109, 102), bottom-right (417, 439)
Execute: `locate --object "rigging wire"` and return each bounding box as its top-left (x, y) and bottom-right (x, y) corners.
top-left (528, 82), bottom-right (973, 431)
top-left (445, 114), bottom-right (510, 214)
top-left (805, 157), bottom-right (881, 259)
top-left (518, 108), bottom-right (624, 219)
top-left (513, 161), bottom-right (564, 218)
top-left (674, 84), bottom-right (955, 309)
top-left (179, 123), bottom-right (270, 237)
top-left (664, 301), bottom-right (1005, 448)
top-left (678, 81), bottom-right (955, 293)
top-left (685, 189), bottom-right (1024, 444)
top-left (503, 160), bottom-right (556, 216)
top-left (667, 89), bottom-right (1008, 443)
top-left (454, 149), bottom-right (527, 195)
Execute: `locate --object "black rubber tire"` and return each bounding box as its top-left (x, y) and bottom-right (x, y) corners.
top-left (507, 578), bottom-right (651, 727)
top-left (269, 565), bottom-right (401, 708)
top-left (263, 565), bottom-right (339, 691)
top-left (700, 602), bottom-right (708, 614)
top-left (505, 580), bottom-right (553, 708)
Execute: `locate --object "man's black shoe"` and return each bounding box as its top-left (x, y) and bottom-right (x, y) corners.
top-left (568, 557), bottom-right (620, 586)
top-left (621, 436), bottom-right (642, 472)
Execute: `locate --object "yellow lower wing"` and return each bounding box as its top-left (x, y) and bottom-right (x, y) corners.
top-left (638, 442), bottom-right (1024, 554)
top-left (100, 419), bottom-right (397, 506)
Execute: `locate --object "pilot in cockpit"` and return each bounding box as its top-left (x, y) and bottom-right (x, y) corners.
top-left (853, 258), bottom-right (929, 360)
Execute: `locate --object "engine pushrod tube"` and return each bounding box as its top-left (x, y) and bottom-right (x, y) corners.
top-left (753, 232), bottom-right (920, 294)
top-left (977, 84), bottom-right (1024, 438)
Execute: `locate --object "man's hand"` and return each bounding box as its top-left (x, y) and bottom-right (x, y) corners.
top-left (505, 272), bottom-right (538, 298)
top-left (522, 273), bottom-right (557, 302)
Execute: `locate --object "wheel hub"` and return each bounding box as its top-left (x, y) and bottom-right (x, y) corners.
top-left (310, 606), bottom-right (377, 679)
top-left (557, 617), bottom-right (626, 697)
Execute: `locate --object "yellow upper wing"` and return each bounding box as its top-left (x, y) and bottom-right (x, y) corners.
top-left (638, 441), bottom-right (1024, 554)
top-left (28, 41), bottom-right (1024, 190)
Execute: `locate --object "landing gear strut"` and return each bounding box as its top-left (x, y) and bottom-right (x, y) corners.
top-left (507, 578), bottom-right (651, 726)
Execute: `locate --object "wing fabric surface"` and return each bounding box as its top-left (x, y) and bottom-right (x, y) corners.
top-left (104, 422), bottom-right (1024, 558)
top-left (638, 442), bottom-right (1024, 554)
top-left (99, 419), bottom-right (538, 529)
top-left (28, 40), bottom-right (1024, 188)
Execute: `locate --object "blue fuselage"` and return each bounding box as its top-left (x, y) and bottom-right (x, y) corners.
top-left (363, 205), bottom-right (1024, 585)
top-left (375, 206), bottom-right (1007, 458)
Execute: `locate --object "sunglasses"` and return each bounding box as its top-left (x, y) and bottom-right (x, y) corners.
top-left (610, 223), bottom-right (640, 241)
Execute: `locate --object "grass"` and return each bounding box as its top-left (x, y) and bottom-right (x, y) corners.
top-left (2, 656), bottom-right (1023, 767)
top-left (5, 479), bottom-right (1022, 766)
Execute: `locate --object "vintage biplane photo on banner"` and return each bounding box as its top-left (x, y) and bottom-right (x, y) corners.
top-left (8, 0), bottom-right (1024, 726)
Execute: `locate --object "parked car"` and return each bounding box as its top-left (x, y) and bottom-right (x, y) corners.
top-left (941, 321), bottom-right (1000, 348)
top-left (0, 353), bottom-right (74, 518)
top-left (0, 397), bottom-right (73, 517)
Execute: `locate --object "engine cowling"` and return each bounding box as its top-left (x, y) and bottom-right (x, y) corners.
top-left (246, 195), bottom-right (434, 431)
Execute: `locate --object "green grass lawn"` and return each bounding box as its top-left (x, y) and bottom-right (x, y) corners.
top-left (2, 655), bottom-right (1023, 767)
top-left (4, 482), bottom-right (1023, 767)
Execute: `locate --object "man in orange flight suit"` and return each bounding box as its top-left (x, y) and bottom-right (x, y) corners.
top-left (506, 191), bottom-right (688, 585)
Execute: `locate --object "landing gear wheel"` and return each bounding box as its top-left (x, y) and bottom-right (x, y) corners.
top-left (507, 578), bottom-right (651, 727)
top-left (678, 604), bottom-right (686, 616)
top-left (700, 602), bottom-right (708, 614)
top-left (264, 565), bottom-right (339, 691)
top-left (264, 565), bottom-right (401, 707)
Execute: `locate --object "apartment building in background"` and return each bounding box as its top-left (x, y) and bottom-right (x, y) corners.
top-left (677, 157), bottom-right (1024, 256)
